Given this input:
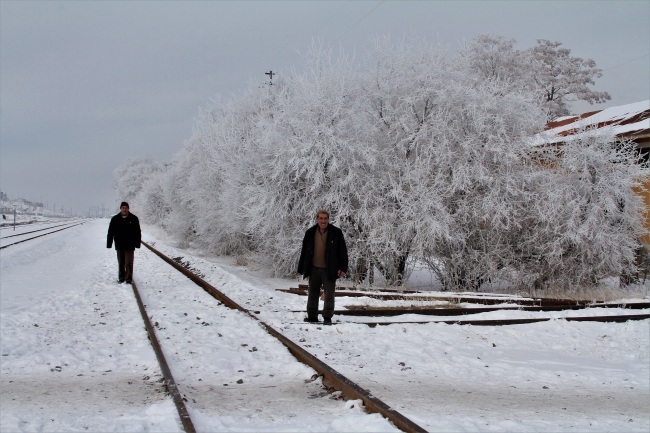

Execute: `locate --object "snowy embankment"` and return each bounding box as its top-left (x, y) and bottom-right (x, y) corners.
top-left (1, 220), bottom-right (648, 432)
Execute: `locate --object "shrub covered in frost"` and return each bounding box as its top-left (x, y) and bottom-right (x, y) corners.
top-left (115, 35), bottom-right (647, 290)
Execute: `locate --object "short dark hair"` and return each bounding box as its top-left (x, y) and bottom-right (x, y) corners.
top-left (315, 209), bottom-right (329, 219)
top-left (120, 202), bottom-right (129, 208)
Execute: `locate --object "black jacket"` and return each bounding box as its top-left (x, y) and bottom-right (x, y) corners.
top-left (107, 212), bottom-right (142, 250)
top-left (297, 224), bottom-right (348, 280)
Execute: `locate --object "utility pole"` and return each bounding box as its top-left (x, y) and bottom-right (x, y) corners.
top-left (13, 204), bottom-right (17, 231)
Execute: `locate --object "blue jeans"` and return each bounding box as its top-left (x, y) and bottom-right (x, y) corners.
top-left (307, 267), bottom-right (336, 320)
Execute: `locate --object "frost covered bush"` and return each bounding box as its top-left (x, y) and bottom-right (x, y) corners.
top-left (238, 45), bottom-right (364, 274)
top-left (523, 129), bottom-right (647, 290)
top-left (113, 157), bottom-right (164, 213)
top-left (138, 169), bottom-right (171, 227)
top-left (115, 35), bottom-right (647, 291)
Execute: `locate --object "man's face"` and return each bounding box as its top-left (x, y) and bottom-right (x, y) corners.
top-left (120, 206), bottom-right (129, 216)
top-left (317, 213), bottom-right (329, 230)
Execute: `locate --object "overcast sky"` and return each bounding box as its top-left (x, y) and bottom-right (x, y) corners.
top-left (1, 1), bottom-right (648, 214)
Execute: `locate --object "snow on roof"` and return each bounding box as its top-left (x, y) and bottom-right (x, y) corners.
top-left (532, 100), bottom-right (650, 146)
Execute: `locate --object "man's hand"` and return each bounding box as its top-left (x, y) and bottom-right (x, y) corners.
top-left (338, 270), bottom-right (346, 278)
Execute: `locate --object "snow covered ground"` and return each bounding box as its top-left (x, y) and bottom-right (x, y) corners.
top-left (1, 219), bottom-right (177, 432)
top-left (1, 219), bottom-right (648, 432)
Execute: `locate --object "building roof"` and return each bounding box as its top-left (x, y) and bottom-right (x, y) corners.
top-left (532, 100), bottom-right (650, 147)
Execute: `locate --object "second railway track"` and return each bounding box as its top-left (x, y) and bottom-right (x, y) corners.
top-left (0, 219), bottom-right (89, 249)
top-left (0, 220), bottom-right (85, 239)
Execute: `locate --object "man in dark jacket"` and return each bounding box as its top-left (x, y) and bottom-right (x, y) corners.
top-left (297, 210), bottom-right (348, 325)
top-left (107, 202), bottom-right (141, 284)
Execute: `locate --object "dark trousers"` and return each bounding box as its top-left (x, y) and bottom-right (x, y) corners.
top-left (307, 266), bottom-right (336, 320)
top-left (116, 249), bottom-right (135, 282)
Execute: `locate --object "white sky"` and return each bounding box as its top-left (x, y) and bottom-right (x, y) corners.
top-left (1, 1), bottom-right (648, 214)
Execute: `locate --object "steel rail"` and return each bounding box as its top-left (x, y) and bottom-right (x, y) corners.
top-left (296, 283), bottom-right (420, 293)
top-left (142, 241), bottom-right (427, 433)
top-left (349, 314), bottom-right (650, 327)
top-left (295, 303), bottom-right (649, 317)
top-left (130, 280), bottom-right (196, 433)
top-left (565, 313), bottom-right (650, 322)
top-left (0, 221), bottom-right (89, 250)
top-left (362, 318), bottom-right (550, 326)
top-left (0, 221), bottom-right (82, 239)
top-left (281, 288), bottom-right (645, 307)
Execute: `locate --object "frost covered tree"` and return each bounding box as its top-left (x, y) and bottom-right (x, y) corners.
top-left (166, 87), bottom-right (275, 253)
top-left (115, 34), bottom-right (645, 292)
top-left (137, 167), bottom-right (171, 226)
top-left (459, 35), bottom-right (611, 120)
top-left (113, 157), bottom-right (163, 212)
top-left (457, 34), bottom-right (533, 89)
top-left (529, 39), bottom-right (611, 120)
top-left (357, 35), bottom-right (555, 288)
top-left (235, 43), bottom-right (366, 275)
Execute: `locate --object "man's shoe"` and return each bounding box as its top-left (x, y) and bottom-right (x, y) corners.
top-left (125, 280), bottom-right (132, 284)
top-left (303, 317), bottom-right (319, 323)
top-left (118, 280), bottom-right (125, 284)
top-left (323, 318), bottom-right (332, 325)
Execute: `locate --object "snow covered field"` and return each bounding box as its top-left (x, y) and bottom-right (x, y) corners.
top-left (1, 219), bottom-right (648, 432)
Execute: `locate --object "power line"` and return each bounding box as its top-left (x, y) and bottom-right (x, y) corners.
top-left (263, 2), bottom-right (351, 82)
top-left (266, 1), bottom-right (383, 82)
top-left (329, 1), bottom-right (385, 46)
top-left (603, 53), bottom-right (649, 71)
top-left (314, 2), bottom-right (350, 35)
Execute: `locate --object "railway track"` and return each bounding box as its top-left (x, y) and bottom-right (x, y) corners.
top-left (0, 221), bottom-right (82, 239)
top-left (130, 280), bottom-right (196, 433)
top-left (0, 220), bottom-right (89, 249)
top-left (0, 218), bottom-right (75, 230)
top-left (300, 302), bottom-right (650, 317)
top-left (293, 302), bottom-right (650, 318)
top-left (280, 286), bottom-right (647, 307)
top-left (281, 285), bottom-right (649, 324)
top-left (136, 240), bottom-right (427, 433)
top-left (286, 304), bottom-right (649, 327)
top-left (290, 307), bottom-right (650, 326)
top-left (350, 313), bottom-right (650, 327)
